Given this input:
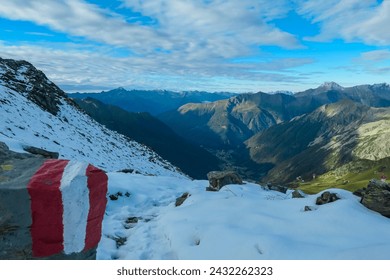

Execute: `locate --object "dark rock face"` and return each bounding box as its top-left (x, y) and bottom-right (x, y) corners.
top-left (206, 171), bottom-right (243, 191)
top-left (0, 57), bottom-right (68, 115)
top-left (359, 179), bottom-right (390, 218)
top-left (315, 191), bottom-right (340, 205)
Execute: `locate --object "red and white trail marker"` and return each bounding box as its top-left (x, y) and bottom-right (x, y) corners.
top-left (27, 159), bottom-right (108, 257)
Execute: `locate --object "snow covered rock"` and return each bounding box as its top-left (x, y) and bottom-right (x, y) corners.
top-left (0, 142), bottom-right (107, 259)
top-left (292, 189), bottom-right (306, 198)
top-left (206, 171), bottom-right (243, 191)
top-left (315, 191), bottom-right (340, 205)
top-left (265, 182), bottom-right (289, 194)
top-left (359, 179), bottom-right (390, 218)
top-left (22, 145), bottom-right (59, 159)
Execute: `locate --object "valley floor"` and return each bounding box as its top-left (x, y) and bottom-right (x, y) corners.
top-left (98, 173), bottom-right (390, 260)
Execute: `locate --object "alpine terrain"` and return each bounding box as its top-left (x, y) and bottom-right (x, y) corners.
top-left (159, 82), bottom-right (390, 186)
top-left (1, 57), bottom-right (390, 260)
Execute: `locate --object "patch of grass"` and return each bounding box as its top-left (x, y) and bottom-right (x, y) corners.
top-left (298, 158), bottom-right (390, 194)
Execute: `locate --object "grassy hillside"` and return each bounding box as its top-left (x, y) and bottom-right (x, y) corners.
top-left (296, 157), bottom-right (390, 194)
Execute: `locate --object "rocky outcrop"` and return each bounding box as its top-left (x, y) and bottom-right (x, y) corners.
top-left (357, 179), bottom-right (390, 218)
top-left (206, 171), bottom-right (243, 191)
top-left (265, 182), bottom-right (289, 194)
top-left (175, 192), bottom-right (191, 207)
top-left (292, 189), bottom-right (305, 198)
top-left (22, 146), bottom-right (59, 159)
top-left (315, 191), bottom-right (339, 205)
top-left (0, 57), bottom-right (68, 115)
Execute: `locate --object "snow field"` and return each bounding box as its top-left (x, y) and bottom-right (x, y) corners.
top-left (98, 173), bottom-right (390, 260)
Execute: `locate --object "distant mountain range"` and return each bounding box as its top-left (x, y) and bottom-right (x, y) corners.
top-left (160, 82), bottom-right (390, 148)
top-left (73, 97), bottom-right (220, 179)
top-left (158, 82), bottom-right (390, 184)
top-left (67, 80), bottom-right (390, 186)
top-left (68, 88), bottom-right (237, 115)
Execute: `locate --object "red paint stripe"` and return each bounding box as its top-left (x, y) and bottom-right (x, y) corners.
top-left (84, 164), bottom-right (108, 251)
top-left (27, 159), bottom-right (69, 257)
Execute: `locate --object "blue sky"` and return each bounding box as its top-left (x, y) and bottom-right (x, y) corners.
top-left (0, 0), bottom-right (389, 93)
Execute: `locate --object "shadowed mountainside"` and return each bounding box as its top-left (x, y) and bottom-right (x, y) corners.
top-left (73, 97), bottom-right (221, 179)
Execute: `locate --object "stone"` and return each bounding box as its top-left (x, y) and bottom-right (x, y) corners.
top-left (359, 179), bottom-right (390, 218)
top-left (23, 145), bottom-right (59, 159)
top-left (270, 185), bottom-right (288, 194)
top-left (264, 182), bottom-right (289, 194)
top-left (292, 189), bottom-right (305, 198)
top-left (175, 192), bottom-right (191, 207)
top-left (315, 191), bottom-right (339, 205)
top-left (304, 206), bottom-right (314, 211)
top-left (125, 217), bottom-right (139, 224)
top-left (123, 217), bottom-right (139, 229)
top-left (206, 171), bottom-right (243, 191)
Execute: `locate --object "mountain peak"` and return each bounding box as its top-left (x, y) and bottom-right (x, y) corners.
top-left (320, 81), bottom-right (344, 90)
top-left (1, 57), bottom-right (67, 115)
top-left (370, 83), bottom-right (390, 90)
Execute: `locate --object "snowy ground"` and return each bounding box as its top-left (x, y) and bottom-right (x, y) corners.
top-left (0, 84), bottom-right (184, 177)
top-left (98, 173), bottom-right (390, 260)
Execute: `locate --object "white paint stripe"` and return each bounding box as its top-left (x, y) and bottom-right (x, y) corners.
top-left (60, 161), bottom-right (90, 254)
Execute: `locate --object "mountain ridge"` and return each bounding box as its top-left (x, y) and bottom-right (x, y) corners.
top-left (0, 57), bottom-right (185, 177)
top-left (247, 100), bottom-right (390, 184)
top-left (73, 97), bottom-right (220, 179)
top-left (68, 88), bottom-right (237, 115)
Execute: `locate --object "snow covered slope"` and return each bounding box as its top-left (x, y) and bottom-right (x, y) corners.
top-left (0, 58), bottom-right (185, 177)
top-left (99, 173), bottom-right (390, 260)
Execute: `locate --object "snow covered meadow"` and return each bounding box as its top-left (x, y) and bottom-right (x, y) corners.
top-left (98, 173), bottom-right (390, 260)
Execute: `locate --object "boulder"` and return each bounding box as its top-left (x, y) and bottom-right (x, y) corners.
top-left (22, 145), bottom-right (59, 159)
top-left (175, 192), bottom-right (191, 207)
top-left (206, 171), bottom-right (243, 191)
top-left (315, 191), bottom-right (339, 205)
top-left (292, 189), bottom-right (305, 198)
top-left (0, 142), bottom-right (107, 259)
top-left (359, 179), bottom-right (390, 218)
top-left (265, 182), bottom-right (289, 194)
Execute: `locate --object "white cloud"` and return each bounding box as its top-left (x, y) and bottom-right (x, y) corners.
top-left (296, 0), bottom-right (390, 46)
top-left (0, 0), bottom-right (301, 59)
top-left (361, 50), bottom-right (390, 61)
top-left (0, 0), bottom-right (171, 54)
top-left (121, 0), bottom-right (301, 58)
top-left (0, 42), bottom-right (311, 92)
top-left (25, 32), bottom-right (54, 37)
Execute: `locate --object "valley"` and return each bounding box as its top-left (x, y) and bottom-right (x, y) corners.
top-left (72, 81), bottom-right (390, 193)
